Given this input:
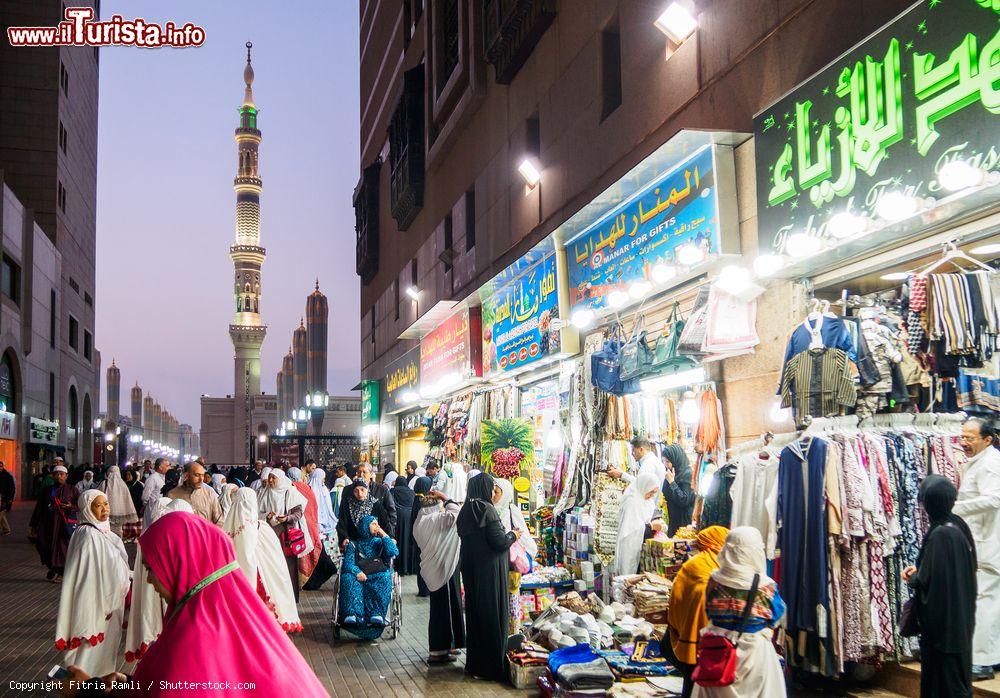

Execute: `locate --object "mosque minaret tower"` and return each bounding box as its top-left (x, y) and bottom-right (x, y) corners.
top-left (228, 41), bottom-right (267, 462)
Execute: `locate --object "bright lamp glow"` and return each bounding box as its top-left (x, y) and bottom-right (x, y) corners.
top-left (571, 308), bottom-right (595, 329)
top-left (715, 265), bottom-right (752, 296)
top-left (104, 432), bottom-right (114, 442)
top-left (545, 425), bottom-right (563, 450)
top-left (880, 271), bottom-right (910, 281)
top-left (639, 367), bottom-right (707, 393)
top-left (785, 232), bottom-right (821, 258)
top-left (518, 158), bottom-right (542, 187)
top-left (258, 434), bottom-right (267, 443)
top-left (876, 191), bottom-right (919, 221)
top-left (938, 160), bottom-right (985, 192)
top-left (753, 254), bottom-right (785, 277)
top-left (405, 286), bottom-right (421, 301)
top-left (971, 243), bottom-right (1000, 255)
top-left (676, 243), bottom-right (704, 266)
top-left (828, 211), bottom-right (868, 239)
top-left (305, 393), bottom-right (312, 407)
top-left (679, 390), bottom-right (700, 425)
top-left (629, 280), bottom-right (652, 299)
top-left (651, 263), bottom-right (677, 284)
top-left (608, 290), bottom-right (629, 308)
top-left (654, 2), bottom-right (698, 43)
top-left (400, 390), bottom-right (419, 404)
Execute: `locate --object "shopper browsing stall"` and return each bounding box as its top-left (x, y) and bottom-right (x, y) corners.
top-left (413, 489), bottom-right (465, 664)
top-left (613, 470), bottom-right (663, 577)
top-left (660, 444), bottom-right (695, 536)
top-left (607, 436), bottom-right (665, 485)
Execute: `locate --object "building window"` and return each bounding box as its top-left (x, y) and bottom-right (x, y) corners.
top-left (83, 330), bottom-right (92, 361)
top-left (60, 62), bottom-right (69, 97)
top-left (84, 292), bottom-right (92, 307)
top-left (57, 181), bottom-right (66, 213)
top-left (69, 277), bottom-right (79, 294)
top-left (354, 158), bottom-right (382, 284)
top-left (68, 315), bottom-right (79, 351)
top-left (465, 188), bottom-right (476, 251)
top-left (59, 121), bottom-right (68, 154)
top-left (442, 214), bottom-right (454, 273)
top-left (50, 290), bottom-right (56, 347)
top-left (600, 20), bottom-right (622, 120)
top-left (49, 372), bottom-right (55, 421)
top-left (526, 116), bottom-right (540, 159)
top-left (484, 0), bottom-right (557, 84)
top-left (1, 254), bottom-right (20, 306)
top-left (411, 258), bottom-right (418, 288)
top-left (388, 65), bottom-right (425, 231)
top-left (437, 0), bottom-right (460, 90)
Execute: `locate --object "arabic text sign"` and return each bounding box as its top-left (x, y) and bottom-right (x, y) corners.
top-left (361, 379), bottom-right (380, 426)
top-left (566, 146), bottom-right (718, 312)
top-left (29, 417), bottom-right (58, 445)
top-left (419, 307), bottom-right (483, 388)
top-left (383, 347), bottom-right (421, 413)
top-left (754, 0), bottom-right (1000, 255)
top-left (483, 254), bottom-right (560, 375)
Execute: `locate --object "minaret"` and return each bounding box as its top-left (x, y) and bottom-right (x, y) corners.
top-left (307, 281), bottom-right (329, 434)
top-left (142, 394), bottom-right (154, 449)
top-left (276, 367), bottom-right (285, 427)
top-left (292, 319), bottom-right (307, 411)
top-left (106, 359), bottom-right (120, 423)
top-left (229, 41), bottom-right (267, 463)
top-left (130, 382), bottom-right (142, 432)
top-left (281, 349), bottom-right (294, 422)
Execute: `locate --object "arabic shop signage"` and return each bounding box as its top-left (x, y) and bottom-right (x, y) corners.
top-left (0, 410), bottom-right (15, 440)
top-left (361, 379), bottom-right (380, 426)
top-left (482, 253), bottom-right (561, 375)
top-left (383, 346), bottom-right (421, 413)
top-left (419, 307), bottom-right (483, 390)
top-left (566, 145), bottom-right (719, 313)
top-left (755, 0), bottom-right (1000, 257)
top-left (29, 417), bottom-right (58, 445)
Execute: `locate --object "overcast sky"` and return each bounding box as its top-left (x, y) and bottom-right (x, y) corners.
top-left (95, 1), bottom-right (360, 426)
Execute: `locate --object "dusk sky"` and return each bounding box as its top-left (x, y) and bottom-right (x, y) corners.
top-left (95, 1), bottom-right (360, 426)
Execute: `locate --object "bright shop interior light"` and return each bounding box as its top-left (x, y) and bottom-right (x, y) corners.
top-left (715, 265), bottom-right (752, 295)
top-left (827, 211), bottom-right (868, 239)
top-left (971, 243), bottom-right (1000, 255)
top-left (679, 390), bottom-right (700, 425)
top-left (753, 254), bottom-right (785, 277)
top-left (629, 280), bottom-right (652, 299)
top-left (880, 271), bottom-right (910, 281)
top-left (518, 158), bottom-right (542, 187)
top-left (676, 243), bottom-right (704, 266)
top-left (651, 263), bottom-right (677, 284)
top-left (639, 367), bottom-right (707, 393)
top-left (405, 286), bottom-right (421, 301)
top-left (938, 160), bottom-right (985, 192)
top-left (654, 2), bottom-right (698, 43)
top-left (608, 290), bottom-right (629, 308)
top-left (399, 390), bottom-right (419, 404)
top-left (876, 191), bottom-right (920, 221)
top-left (785, 232), bottom-right (821, 258)
top-left (545, 424), bottom-right (563, 450)
top-left (571, 308), bottom-right (595, 329)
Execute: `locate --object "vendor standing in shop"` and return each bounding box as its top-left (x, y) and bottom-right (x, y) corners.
top-left (955, 417), bottom-right (1000, 681)
top-left (660, 444), bottom-right (695, 536)
top-left (608, 436), bottom-right (665, 485)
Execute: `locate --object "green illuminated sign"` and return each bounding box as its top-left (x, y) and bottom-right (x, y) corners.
top-left (361, 379), bottom-right (380, 427)
top-left (755, 0), bottom-right (1000, 255)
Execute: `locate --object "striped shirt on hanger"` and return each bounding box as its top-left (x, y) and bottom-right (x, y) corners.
top-left (780, 348), bottom-right (858, 423)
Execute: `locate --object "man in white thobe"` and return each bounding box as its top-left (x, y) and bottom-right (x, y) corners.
top-left (607, 435), bottom-right (666, 485)
top-left (141, 457), bottom-right (171, 528)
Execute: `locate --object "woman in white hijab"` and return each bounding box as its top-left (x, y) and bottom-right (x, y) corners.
top-left (75, 470), bottom-right (97, 494)
top-left (494, 478), bottom-right (538, 559)
top-left (210, 473), bottom-right (226, 495)
top-left (124, 497), bottom-right (193, 662)
top-left (692, 526), bottom-right (786, 698)
top-left (413, 490), bottom-right (465, 663)
top-left (435, 462), bottom-right (469, 503)
top-left (613, 470), bottom-right (663, 578)
top-left (98, 465), bottom-right (138, 538)
top-left (224, 487), bottom-right (302, 632)
top-left (54, 490), bottom-right (130, 676)
top-left (408, 466), bottom-right (427, 489)
top-left (308, 469), bottom-right (337, 539)
top-left (251, 466), bottom-right (273, 494)
top-left (259, 469), bottom-right (313, 601)
top-left (219, 482), bottom-right (239, 518)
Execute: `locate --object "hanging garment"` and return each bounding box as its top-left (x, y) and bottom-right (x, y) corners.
top-left (779, 348), bottom-right (858, 423)
top-left (729, 454), bottom-right (779, 554)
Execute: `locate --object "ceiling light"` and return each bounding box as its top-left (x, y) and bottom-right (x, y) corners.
top-left (880, 271), bottom-right (910, 281)
top-left (571, 308), bottom-right (595, 329)
top-left (876, 191), bottom-right (919, 221)
top-left (938, 160), bottom-right (985, 192)
top-left (785, 232), bottom-right (821, 258)
top-left (679, 390), bottom-right (700, 425)
top-left (651, 263), bottom-right (677, 284)
top-left (608, 290), bottom-right (629, 308)
top-left (714, 265), bottom-right (752, 295)
top-left (629, 280), bottom-right (652, 299)
top-left (405, 286), bottom-right (421, 301)
top-left (518, 158), bottom-right (542, 187)
top-left (752, 254), bottom-right (785, 277)
top-left (676, 243), bottom-right (705, 266)
top-left (828, 211), bottom-right (868, 239)
top-left (654, 2), bottom-right (698, 44)
top-left (639, 367), bottom-right (707, 393)
top-left (971, 243), bottom-right (1000, 255)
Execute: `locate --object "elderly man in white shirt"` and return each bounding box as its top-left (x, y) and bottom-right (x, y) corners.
top-left (607, 436), bottom-right (665, 485)
top-left (140, 458), bottom-right (171, 528)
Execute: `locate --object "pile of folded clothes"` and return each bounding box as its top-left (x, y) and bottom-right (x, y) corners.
top-left (537, 642), bottom-right (616, 696)
top-left (629, 574), bottom-right (671, 624)
top-left (507, 639), bottom-right (551, 689)
top-left (597, 638), bottom-right (674, 680)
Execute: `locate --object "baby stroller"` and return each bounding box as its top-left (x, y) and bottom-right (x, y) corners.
top-left (330, 555), bottom-right (403, 641)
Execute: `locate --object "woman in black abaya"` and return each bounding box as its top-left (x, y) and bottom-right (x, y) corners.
top-left (392, 477), bottom-right (417, 575)
top-left (903, 474), bottom-right (978, 698)
top-left (456, 473), bottom-right (520, 682)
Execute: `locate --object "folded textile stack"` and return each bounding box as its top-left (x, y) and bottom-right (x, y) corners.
top-left (549, 643), bottom-right (616, 692)
top-left (630, 574), bottom-right (672, 623)
top-left (597, 639), bottom-right (674, 679)
top-left (640, 537), bottom-right (697, 578)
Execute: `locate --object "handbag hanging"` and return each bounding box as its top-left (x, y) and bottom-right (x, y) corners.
top-left (620, 316), bottom-right (655, 382)
top-left (692, 574), bottom-right (761, 688)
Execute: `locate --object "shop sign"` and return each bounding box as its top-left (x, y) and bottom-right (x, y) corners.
top-left (29, 417), bottom-right (58, 445)
top-left (755, 0), bottom-right (1000, 257)
top-left (0, 410), bottom-right (15, 440)
top-left (419, 307), bottom-right (483, 391)
top-left (0, 364), bottom-right (10, 400)
top-left (483, 253), bottom-right (561, 375)
top-left (566, 145), bottom-right (719, 314)
top-left (383, 347), bottom-right (421, 413)
top-left (361, 379), bottom-right (380, 426)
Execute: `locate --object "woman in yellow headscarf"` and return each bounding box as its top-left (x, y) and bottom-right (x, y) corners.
top-left (665, 525), bottom-right (728, 698)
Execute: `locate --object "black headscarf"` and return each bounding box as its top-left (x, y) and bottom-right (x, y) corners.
top-left (457, 473), bottom-right (496, 532)
top-left (660, 444), bottom-right (695, 536)
top-left (661, 444), bottom-right (690, 473)
top-left (392, 477), bottom-right (416, 509)
top-left (918, 474), bottom-right (976, 561)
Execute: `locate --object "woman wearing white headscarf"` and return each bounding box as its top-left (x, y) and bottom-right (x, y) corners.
top-left (75, 470), bottom-right (97, 495)
top-left (219, 482), bottom-right (239, 517)
top-left (124, 497), bottom-right (193, 662)
top-left (210, 472), bottom-right (226, 495)
top-left (494, 478), bottom-right (538, 559)
top-left (98, 465), bottom-right (138, 538)
top-left (224, 487), bottom-right (302, 632)
top-left (54, 490), bottom-right (130, 676)
top-left (435, 462), bottom-right (469, 503)
top-left (251, 466), bottom-right (273, 494)
top-left (308, 469), bottom-right (337, 538)
top-left (259, 469), bottom-right (313, 601)
top-left (613, 470), bottom-right (663, 578)
top-left (408, 466), bottom-right (427, 489)
top-left (413, 490), bottom-right (465, 663)
top-left (692, 526), bottom-right (786, 698)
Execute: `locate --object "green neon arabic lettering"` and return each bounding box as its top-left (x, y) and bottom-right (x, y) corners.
top-left (796, 100), bottom-right (833, 189)
top-left (768, 143), bottom-right (796, 206)
top-left (975, 0), bottom-right (1000, 14)
top-left (838, 38), bottom-right (904, 176)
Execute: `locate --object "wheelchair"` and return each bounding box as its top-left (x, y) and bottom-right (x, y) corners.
top-left (330, 560), bottom-right (403, 642)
